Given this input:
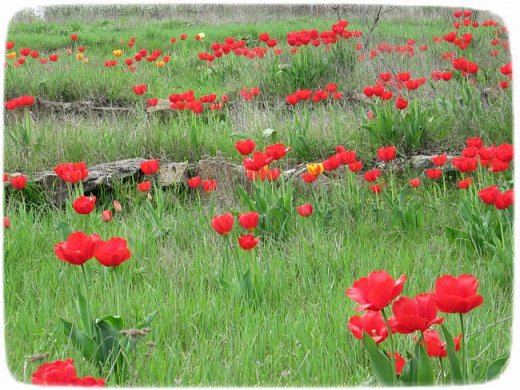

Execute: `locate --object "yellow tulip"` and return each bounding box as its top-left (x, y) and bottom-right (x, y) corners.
top-left (83, 58), bottom-right (89, 64)
top-left (76, 53), bottom-right (84, 60)
top-left (155, 60), bottom-right (165, 68)
top-left (307, 163), bottom-right (324, 176)
top-left (113, 49), bottom-right (123, 57)
top-left (6, 52), bottom-right (17, 59)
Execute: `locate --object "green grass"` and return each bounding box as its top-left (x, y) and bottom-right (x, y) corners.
top-left (3, 8), bottom-right (513, 387)
top-left (4, 175), bottom-right (512, 385)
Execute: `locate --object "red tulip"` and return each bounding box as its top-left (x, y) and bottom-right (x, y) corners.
top-left (72, 376), bottom-right (105, 386)
top-left (302, 173), bottom-right (318, 183)
top-left (132, 84), bottom-right (147, 95)
top-left (478, 186), bottom-right (500, 204)
top-left (297, 203), bottom-right (313, 217)
top-left (494, 189), bottom-right (514, 209)
top-left (323, 155), bottom-right (341, 171)
top-left (370, 183), bottom-right (382, 193)
top-left (395, 97), bottom-right (408, 110)
top-left (70, 34), bottom-right (78, 41)
top-left (266, 143), bottom-right (290, 160)
top-left (187, 176), bottom-right (201, 188)
top-left (3, 173), bottom-right (9, 182)
top-left (363, 169), bottom-right (381, 182)
top-left (237, 234), bottom-right (260, 250)
top-left (377, 146), bottom-right (396, 161)
top-left (4, 217), bottom-right (12, 228)
top-left (409, 177), bottom-right (421, 187)
top-left (10, 175), bottom-right (27, 190)
top-left (201, 180), bottom-right (216, 193)
top-left (478, 146), bottom-right (495, 161)
top-left (54, 162), bottom-right (88, 183)
top-left (49, 54), bottom-right (58, 62)
top-left (20, 47), bottom-right (30, 56)
top-left (431, 154), bottom-right (448, 166)
top-left (347, 311), bottom-right (388, 344)
top-left (243, 152), bottom-right (273, 171)
top-left (137, 180), bottom-right (151, 192)
top-left (72, 196), bottom-right (96, 215)
top-left (147, 98), bottom-right (158, 106)
top-left (348, 161), bottom-right (363, 172)
top-left (6, 41), bottom-right (14, 50)
top-left (434, 274), bottom-right (484, 313)
top-left (32, 358), bottom-right (77, 385)
top-left (462, 147), bottom-right (478, 158)
top-left (338, 150), bottom-right (357, 165)
top-left (94, 237), bottom-right (131, 267)
top-left (140, 159), bottom-right (159, 175)
top-left (425, 168), bottom-right (442, 179)
top-left (489, 159), bottom-right (509, 173)
top-left (451, 157), bottom-right (477, 173)
top-left (458, 178), bottom-right (473, 189)
top-left (397, 72), bottom-right (411, 82)
top-left (414, 329), bottom-right (460, 358)
top-left (346, 270), bottom-right (407, 311)
top-left (102, 210), bottom-right (112, 222)
top-left (211, 213), bottom-right (234, 235)
top-left (389, 293), bottom-right (444, 334)
top-left (466, 137), bottom-right (483, 149)
top-left (495, 143), bottom-right (513, 162)
top-left (54, 232), bottom-right (100, 265)
top-left (239, 212), bottom-right (259, 230)
top-left (388, 352), bottom-right (406, 376)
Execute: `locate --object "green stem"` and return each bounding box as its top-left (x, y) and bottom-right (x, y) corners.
top-left (80, 264), bottom-right (94, 338)
top-left (439, 357), bottom-right (445, 385)
top-left (381, 309), bottom-right (397, 384)
top-left (459, 313), bottom-right (467, 381)
top-left (112, 267), bottom-right (121, 316)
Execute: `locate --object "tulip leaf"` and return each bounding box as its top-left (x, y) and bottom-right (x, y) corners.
top-left (362, 332), bottom-right (395, 385)
top-left (486, 354), bottom-right (509, 382)
top-left (56, 221), bottom-right (74, 241)
top-left (95, 318), bottom-right (123, 366)
top-left (96, 315), bottom-right (124, 331)
top-left (263, 128), bottom-right (277, 138)
top-left (415, 339), bottom-right (435, 385)
top-left (76, 292), bottom-right (93, 337)
top-left (399, 357), bottom-right (417, 386)
top-left (135, 310), bottom-right (159, 330)
top-left (61, 318), bottom-right (97, 362)
top-left (441, 325), bottom-right (464, 384)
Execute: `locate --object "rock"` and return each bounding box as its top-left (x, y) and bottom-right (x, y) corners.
top-left (145, 99), bottom-right (171, 113)
top-left (288, 165), bottom-right (332, 192)
top-left (195, 156), bottom-right (250, 207)
top-left (28, 158), bottom-right (146, 204)
top-left (158, 162), bottom-right (189, 187)
top-left (410, 155), bottom-right (456, 171)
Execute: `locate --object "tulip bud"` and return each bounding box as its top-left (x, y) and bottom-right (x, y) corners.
top-left (102, 210), bottom-right (112, 222)
top-left (113, 200), bottom-right (123, 213)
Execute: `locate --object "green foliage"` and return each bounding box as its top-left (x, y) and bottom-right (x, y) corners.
top-left (236, 178), bottom-right (294, 239)
top-left (361, 100), bottom-right (435, 151)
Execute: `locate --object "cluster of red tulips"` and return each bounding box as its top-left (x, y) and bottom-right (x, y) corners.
top-left (31, 358), bottom-right (104, 387)
top-left (286, 20), bottom-right (361, 47)
top-left (211, 211), bottom-right (260, 250)
top-left (198, 37), bottom-right (273, 63)
top-left (285, 83), bottom-right (342, 105)
top-left (4, 95), bottom-right (35, 110)
top-left (347, 270), bottom-right (483, 383)
top-left (234, 138), bottom-right (289, 182)
top-left (239, 87), bottom-right (261, 101)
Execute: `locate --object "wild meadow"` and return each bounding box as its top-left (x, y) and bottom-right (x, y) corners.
top-left (2, 5), bottom-right (513, 386)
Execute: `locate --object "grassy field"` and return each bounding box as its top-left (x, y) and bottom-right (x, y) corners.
top-left (3, 7), bottom-right (513, 386)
